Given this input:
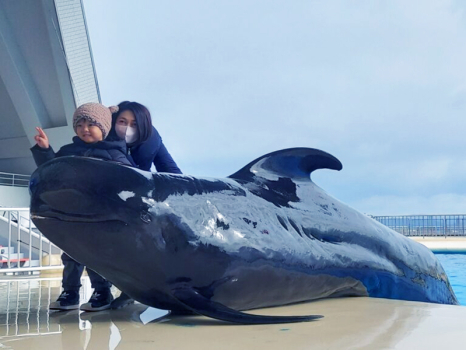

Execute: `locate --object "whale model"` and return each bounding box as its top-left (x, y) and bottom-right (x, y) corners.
top-left (29, 148), bottom-right (458, 324)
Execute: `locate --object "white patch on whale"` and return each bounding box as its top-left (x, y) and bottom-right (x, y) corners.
top-left (118, 191), bottom-right (135, 201)
top-left (129, 167), bottom-right (153, 180)
top-left (142, 197), bottom-right (157, 206)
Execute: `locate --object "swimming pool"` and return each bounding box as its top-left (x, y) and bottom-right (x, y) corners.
top-left (436, 254), bottom-right (466, 305)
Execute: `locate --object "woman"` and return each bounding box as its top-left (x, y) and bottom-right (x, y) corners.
top-left (108, 101), bottom-right (182, 308)
top-left (108, 100), bottom-right (182, 173)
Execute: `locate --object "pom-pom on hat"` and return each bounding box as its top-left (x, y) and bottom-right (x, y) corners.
top-left (72, 103), bottom-right (119, 139)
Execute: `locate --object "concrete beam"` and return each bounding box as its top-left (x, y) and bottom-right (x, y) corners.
top-left (0, 157), bottom-right (36, 175)
top-left (0, 125), bottom-right (75, 160)
top-left (41, 0), bottom-right (76, 123)
top-left (0, 137), bottom-right (31, 159)
top-left (0, 2), bottom-right (51, 147)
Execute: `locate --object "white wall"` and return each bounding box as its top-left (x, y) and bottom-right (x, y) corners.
top-left (0, 186), bottom-right (30, 208)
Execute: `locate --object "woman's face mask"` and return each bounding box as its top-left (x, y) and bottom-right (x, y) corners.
top-left (115, 111), bottom-right (140, 144)
top-left (115, 124), bottom-right (139, 144)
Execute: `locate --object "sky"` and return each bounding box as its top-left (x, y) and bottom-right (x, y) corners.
top-left (82, 0), bottom-right (466, 216)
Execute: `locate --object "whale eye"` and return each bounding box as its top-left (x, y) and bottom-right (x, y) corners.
top-left (140, 211), bottom-right (152, 224)
top-left (29, 177), bottom-right (38, 195)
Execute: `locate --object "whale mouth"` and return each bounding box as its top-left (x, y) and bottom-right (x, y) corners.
top-left (30, 210), bottom-right (126, 225)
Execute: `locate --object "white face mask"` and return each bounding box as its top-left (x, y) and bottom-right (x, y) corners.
top-left (115, 125), bottom-right (139, 144)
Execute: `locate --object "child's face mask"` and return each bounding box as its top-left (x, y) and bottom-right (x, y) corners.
top-left (115, 125), bottom-right (139, 144)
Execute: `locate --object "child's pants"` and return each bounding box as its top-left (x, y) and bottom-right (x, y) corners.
top-left (61, 253), bottom-right (111, 292)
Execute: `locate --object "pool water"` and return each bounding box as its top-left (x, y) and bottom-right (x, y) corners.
top-left (435, 254), bottom-right (466, 306)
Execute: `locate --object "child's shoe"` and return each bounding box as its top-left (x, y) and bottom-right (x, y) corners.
top-left (49, 290), bottom-right (80, 310)
top-left (80, 289), bottom-right (114, 312)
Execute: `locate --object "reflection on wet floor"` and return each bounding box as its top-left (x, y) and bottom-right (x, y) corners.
top-left (0, 277), bottom-right (168, 349)
top-left (1, 278), bottom-right (68, 339)
top-left (0, 278), bottom-right (89, 339)
top-left (1, 277), bottom-right (466, 350)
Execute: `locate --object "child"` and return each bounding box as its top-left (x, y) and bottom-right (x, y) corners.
top-left (32, 103), bottom-right (132, 167)
top-left (31, 102), bottom-right (132, 311)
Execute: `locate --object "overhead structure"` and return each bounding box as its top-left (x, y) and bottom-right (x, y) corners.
top-left (0, 0), bottom-right (100, 175)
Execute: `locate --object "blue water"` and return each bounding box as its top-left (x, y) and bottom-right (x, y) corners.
top-left (435, 254), bottom-right (466, 305)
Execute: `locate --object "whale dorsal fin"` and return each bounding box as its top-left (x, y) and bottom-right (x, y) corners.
top-left (228, 148), bottom-right (342, 182)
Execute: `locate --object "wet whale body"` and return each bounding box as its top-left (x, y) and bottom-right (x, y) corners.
top-left (29, 148), bottom-right (458, 324)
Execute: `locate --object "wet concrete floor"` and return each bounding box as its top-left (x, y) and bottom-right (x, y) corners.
top-left (0, 276), bottom-right (465, 349)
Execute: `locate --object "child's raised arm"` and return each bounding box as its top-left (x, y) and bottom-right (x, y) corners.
top-left (31, 127), bottom-right (55, 167)
top-left (34, 127), bottom-right (49, 149)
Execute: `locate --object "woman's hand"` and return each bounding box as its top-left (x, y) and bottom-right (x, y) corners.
top-left (34, 127), bottom-right (49, 149)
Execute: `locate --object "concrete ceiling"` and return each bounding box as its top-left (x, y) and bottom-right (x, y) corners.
top-left (0, 0), bottom-right (96, 175)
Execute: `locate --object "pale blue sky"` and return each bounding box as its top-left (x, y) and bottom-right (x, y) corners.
top-left (82, 0), bottom-right (466, 215)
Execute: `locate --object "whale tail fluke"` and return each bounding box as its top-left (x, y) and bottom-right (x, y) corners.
top-left (228, 147), bottom-right (342, 182)
top-left (171, 286), bottom-right (323, 325)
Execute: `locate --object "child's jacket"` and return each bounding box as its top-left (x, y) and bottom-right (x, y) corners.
top-left (31, 136), bottom-right (133, 167)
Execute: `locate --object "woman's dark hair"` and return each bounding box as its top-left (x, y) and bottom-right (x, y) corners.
top-left (107, 101), bottom-right (153, 146)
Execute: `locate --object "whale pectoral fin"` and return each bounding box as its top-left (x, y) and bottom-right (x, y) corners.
top-left (171, 287), bottom-right (323, 324)
top-left (228, 147), bottom-right (343, 182)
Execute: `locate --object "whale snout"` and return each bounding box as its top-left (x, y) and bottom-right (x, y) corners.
top-left (30, 157), bottom-right (106, 216)
top-left (29, 156), bottom-right (152, 220)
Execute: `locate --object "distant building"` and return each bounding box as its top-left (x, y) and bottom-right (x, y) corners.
top-left (0, 0), bottom-right (100, 175)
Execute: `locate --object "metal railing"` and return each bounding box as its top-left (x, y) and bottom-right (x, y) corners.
top-left (372, 214), bottom-right (466, 237)
top-left (0, 172), bottom-right (30, 188)
top-left (0, 208), bottom-right (63, 275)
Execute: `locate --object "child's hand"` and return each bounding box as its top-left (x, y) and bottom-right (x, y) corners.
top-left (34, 127), bottom-right (49, 149)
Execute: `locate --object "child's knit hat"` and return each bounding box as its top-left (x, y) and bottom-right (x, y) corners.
top-left (72, 103), bottom-right (119, 139)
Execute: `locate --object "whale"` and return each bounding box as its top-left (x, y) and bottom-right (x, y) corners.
top-left (29, 148), bottom-right (458, 324)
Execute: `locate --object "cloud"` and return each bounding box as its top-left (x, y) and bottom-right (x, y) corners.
top-left (83, 0), bottom-right (466, 214)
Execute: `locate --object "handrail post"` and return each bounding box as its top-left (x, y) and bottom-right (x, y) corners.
top-left (28, 217), bottom-right (32, 270)
top-left (422, 215), bottom-right (425, 239)
top-left (17, 211), bottom-right (21, 273)
top-left (7, 211), bottom-right (12, 268)
top-left (444, 216), bottom-right (446, 239)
